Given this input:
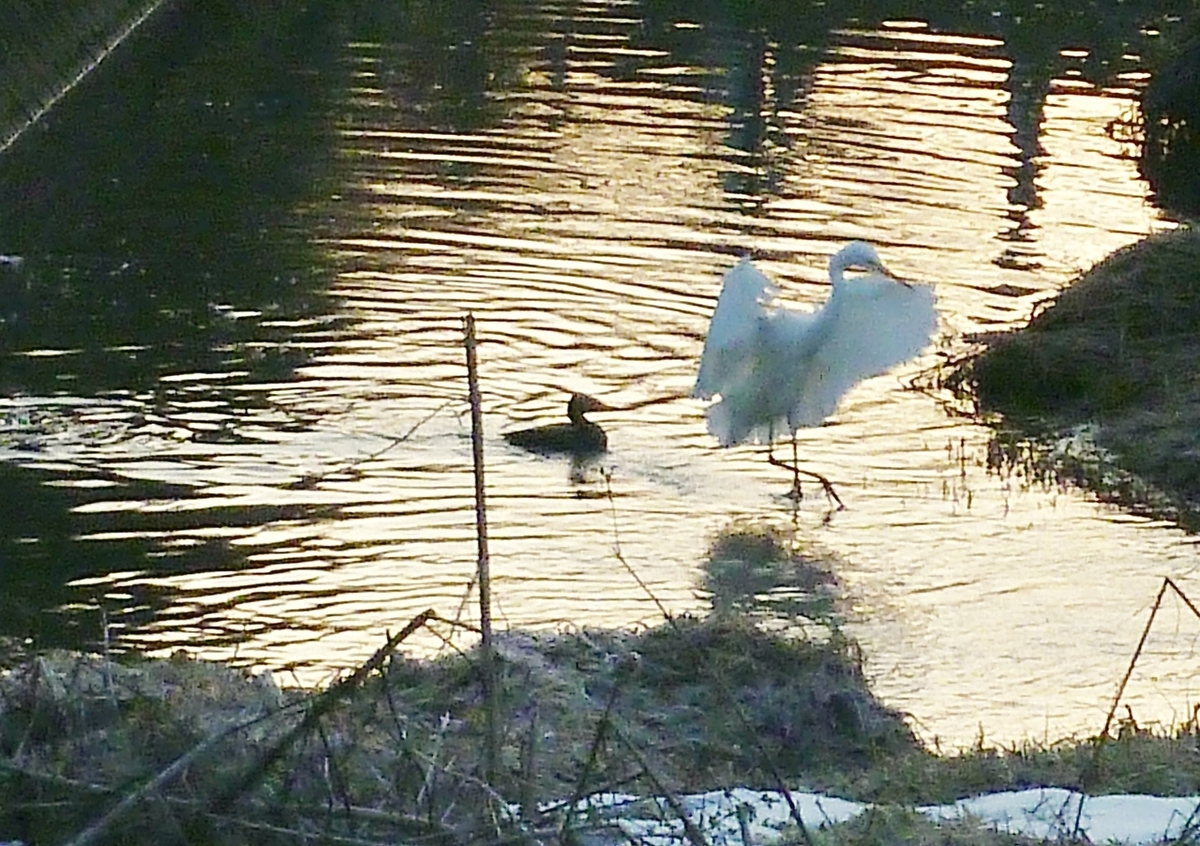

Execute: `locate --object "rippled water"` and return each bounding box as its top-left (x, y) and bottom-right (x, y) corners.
top-left (2, 0), bottom-right (1198, 749)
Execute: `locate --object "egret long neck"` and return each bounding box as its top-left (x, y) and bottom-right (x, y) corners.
top-left (828, 259), bottom-right (848, 289)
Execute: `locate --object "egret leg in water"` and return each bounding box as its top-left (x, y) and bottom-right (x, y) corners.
top-left (767, 430), bottom-right (843, 508)
top-left (692, 242), bottom-right (938, 504)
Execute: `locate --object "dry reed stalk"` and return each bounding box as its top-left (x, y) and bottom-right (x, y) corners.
top-left (463, 312), bottom-right (498, 786)
top-left (1075, 577), bottom-right (1200, 835)
top-left (612, 724), bottom-right (711, 846)
top-left (63, 706), bottom-right (288, 846)
top-left (213, 608), bottom-right (437, 812)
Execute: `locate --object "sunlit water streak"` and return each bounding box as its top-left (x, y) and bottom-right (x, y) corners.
top-left (4, 5), bottom-right (1197, 749)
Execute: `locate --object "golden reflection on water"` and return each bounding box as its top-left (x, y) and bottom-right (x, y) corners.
top-left (85, 11), bottom-right (1200, 748)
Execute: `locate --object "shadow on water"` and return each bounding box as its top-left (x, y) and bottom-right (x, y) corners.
top-left (0, 461), bottom-right (290, 652)
top-left (703, 522), bottom-right (842, 635)
top-left (0, 0), bottom-right (341, 352)
top-left (346, 0), bottom-right (509, 133)
top-left (639, 0), bottom-right (1192, 83)
top-left (0, 0), bottom-right (352, 651)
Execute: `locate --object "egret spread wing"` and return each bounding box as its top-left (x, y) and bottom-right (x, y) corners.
top-left (692, 252), bottom-right (938, 449)
top-left (693, 259), bottom-right (776, 400)
top-left (786, 274), bottom-right (937, 429)
top-left (701, 306), bottom-right (822, 446)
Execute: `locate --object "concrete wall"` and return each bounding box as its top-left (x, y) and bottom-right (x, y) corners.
top-left (0, 0), bottom-right (168, 152)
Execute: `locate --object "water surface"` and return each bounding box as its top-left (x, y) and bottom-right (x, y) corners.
top-left (1, 0), bottom-right (1198, 749)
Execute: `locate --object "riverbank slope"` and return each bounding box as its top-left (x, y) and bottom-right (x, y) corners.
top-left (949, 227), bottom-right (1200, 526)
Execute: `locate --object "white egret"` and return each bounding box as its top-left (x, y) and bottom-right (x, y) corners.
top-left (692, 241), bottom-right (938, 504)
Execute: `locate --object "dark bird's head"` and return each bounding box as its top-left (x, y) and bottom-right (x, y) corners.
top-left (567, 393), bottom-right (614, 425)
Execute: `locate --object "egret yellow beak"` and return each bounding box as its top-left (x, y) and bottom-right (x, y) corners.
top-left (871, 260), bottom-right (912, 288)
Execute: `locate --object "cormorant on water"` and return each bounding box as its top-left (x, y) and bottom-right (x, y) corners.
top-left (503, 393), bottom-right (614, 457)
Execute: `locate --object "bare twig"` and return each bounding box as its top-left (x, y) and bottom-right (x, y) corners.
top-left (518, 702), bottom-right (540, 825)
top-left (463, 313), bottom-right (498, 786)
top-left (612, 725), bottom-right (711, 846)
top-left (314, 711), bottom-right (355, 819)
top-left (1075, 576), bottom-right (1200, 836)
top-left (213, 609), bottom-right (437, 812)
top-left (63, 707), bottom-right (284, 846)
top-left (1098, 579), bottom-right (1171, 742)
top-left (735, 801), bottom-right (754, 846)
top-left (405, 745), bottom-right (518, 821)
top-left (285, 398), bottom-right (456, 490)
top-left (604, 470), bottom-right (673, 622)
top-left (200, 810), bottom-right (410, 846)
top-left (561, 662), bottom-right (628, 842)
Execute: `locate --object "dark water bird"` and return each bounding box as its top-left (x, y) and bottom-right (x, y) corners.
top-left (503, 393), bottom-right (615, 457)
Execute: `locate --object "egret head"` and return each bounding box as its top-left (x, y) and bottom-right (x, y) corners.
top-left (829, 241), bottom-right (907, 286)
top-left (567, 393), bottom-right (613, 424)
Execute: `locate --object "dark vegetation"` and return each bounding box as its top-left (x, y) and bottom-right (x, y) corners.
top-left (0, 616), bottom-right (906, 845)
top-left (1141, 15), bottom-right (1200, 217)
top-left (943, 1), bottom-right (1200, 518)
top-left (947, 229), bottom-right (1200, 524)
top-left (5, 614), bottom-right (1200, 845)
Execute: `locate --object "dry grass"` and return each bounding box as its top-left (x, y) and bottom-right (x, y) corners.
top-left (3, 618), bottom-right (1200, 845)
top-left (830, 724), bottom-right (1200, 806)
top-left (0, 613), bottom-right (917, 845)
top-left (804, 805), bottom-right (1052, 846)
top-left (3, 525), bottom-right (1200, 844)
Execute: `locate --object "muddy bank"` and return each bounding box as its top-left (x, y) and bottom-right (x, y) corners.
top-left (949, 227), bottom-right (1200, 525)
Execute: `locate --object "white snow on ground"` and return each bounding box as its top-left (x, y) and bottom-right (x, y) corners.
top-left (600, 787), bottom-right (1200, 845)
top-left (921, 789), bottom-right (1200, 843)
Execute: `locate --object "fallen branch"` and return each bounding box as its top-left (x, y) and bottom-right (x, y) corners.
top-left (212, 608), bottom-right (438, 812)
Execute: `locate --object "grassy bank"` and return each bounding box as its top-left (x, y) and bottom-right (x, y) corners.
top-left (2, 514), bottom-right (1197, 846)
top-left (947, 227), bottom-right (1200, 526)
top-left (2, 615), bottom-right (1199, 845)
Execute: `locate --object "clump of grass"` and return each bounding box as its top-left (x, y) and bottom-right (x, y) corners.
top-left (0, 611), bottom-right (921, 844)
top-left (947, 228), bottom-right (1200, 523)
top-left (4, 603), bottom-right (1200, 843)
top-left (386, 613), bottom-right (919, 800)
top-left (1140, 18), bottom-right (1200, 216)
top-left (958, 228), bottom-right (1200, 418)
top-left (823, 715), bottom-right (1200, 806)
